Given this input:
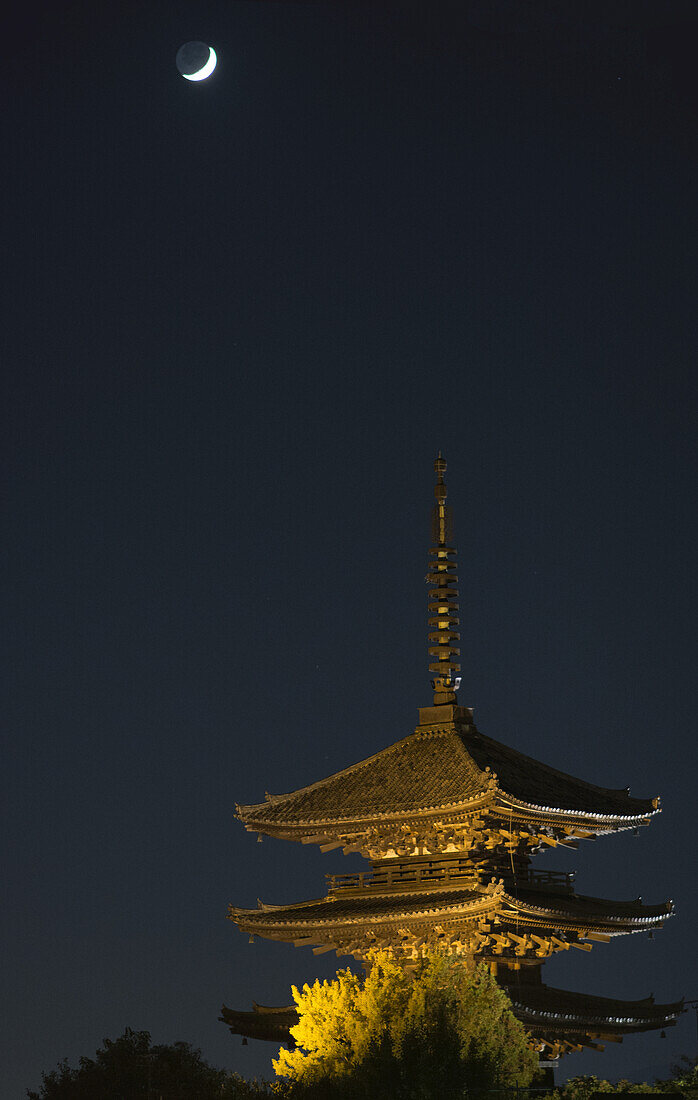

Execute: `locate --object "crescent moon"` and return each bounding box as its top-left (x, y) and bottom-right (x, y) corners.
top-left (183, 45), bottom-right (217, 81)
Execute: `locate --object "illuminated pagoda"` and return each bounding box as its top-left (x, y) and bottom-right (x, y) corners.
top-left (223, 456), bottom-right (680, 1062)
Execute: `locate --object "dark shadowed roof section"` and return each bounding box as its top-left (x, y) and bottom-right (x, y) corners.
top-left (509, 888), bottom-right (672, 924)
top-left (458, 725), bottom-right (658, 817)
top-left (219, 1003), bottom-right (298, 1044)
top-left (505, 982), bottom-right (683, 1029)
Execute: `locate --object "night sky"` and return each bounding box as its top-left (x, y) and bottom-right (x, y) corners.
top-left (3, 2), bottom-right (697, 1095)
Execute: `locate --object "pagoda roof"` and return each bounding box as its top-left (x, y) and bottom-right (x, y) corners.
top-left (230, 884), bottom-right (494, 931)
top-left (219, 1003), bottom-right (298, 1044)
top-left (238, 726), bottom-right (485, 827)
top-left (504, 982), bottom-right (683, 1032)
top-left (237, 716), bottom-right (658, 835)
top-left (220, 985), bottom-right (682, 1045)
top-left (507, 888), bottom-right (672, 929)
top-left (229, 882), bottom-right (672, 939)
top-left (457, 723), bottom-right (656, 819)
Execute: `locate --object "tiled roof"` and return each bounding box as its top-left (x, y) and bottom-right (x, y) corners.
top-left (238, 728), bottom-right (487, 825)
top-left (237, 719), bottom-right (657, 830)
top-left (505, 982), bottom-right (683, 1028)
top-left (458, 726), bottom-right (657, 818)
top-left (230, 883), bottom-right (672, 933)
top-left (219, 1003), bottom-right (298, 1043)
top-left (219, 985), bottom-right (682, 1044)
top-left (231, 886), bottom-right (487, 928)
top-left (508, 888), bottom-right (672, 925)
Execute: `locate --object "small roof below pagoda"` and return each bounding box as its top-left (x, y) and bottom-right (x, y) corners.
top-left (237, 711), bottom-right (658, 835)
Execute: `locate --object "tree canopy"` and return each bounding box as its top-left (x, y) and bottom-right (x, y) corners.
top-left (536, 1057), bottom-right (698, 1100)
top-left (27, 1027), bottom-right (272, 1100)
top-left (273, 950), bottom-right (537, 1099)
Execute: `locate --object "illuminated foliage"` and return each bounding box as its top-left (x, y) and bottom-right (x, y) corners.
top-left (274, 951), bottom-right (537, 1098)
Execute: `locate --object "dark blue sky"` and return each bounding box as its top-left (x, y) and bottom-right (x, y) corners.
top-left (3, 1), bottom-right (697, 1095)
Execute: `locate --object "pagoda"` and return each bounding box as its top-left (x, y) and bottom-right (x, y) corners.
top-left (223, 457), bottom-right (680, 1062)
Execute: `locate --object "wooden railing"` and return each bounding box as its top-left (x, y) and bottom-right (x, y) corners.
top-left (327, 860), bottom-right (481, 894)
top-left (518, 869), bottom-right (575, 890)
top-left (326, 865), bottom-right (575, 894)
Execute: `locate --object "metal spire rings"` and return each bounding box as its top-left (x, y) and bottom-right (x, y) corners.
top-left (427, 453), bottom-right (461, 705)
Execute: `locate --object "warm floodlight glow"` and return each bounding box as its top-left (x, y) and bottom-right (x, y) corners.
top-left (183, 46), bottom-right (217, 81)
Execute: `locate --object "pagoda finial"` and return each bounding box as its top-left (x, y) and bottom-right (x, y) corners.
top-left (427, 454), bottom-right (461, 705)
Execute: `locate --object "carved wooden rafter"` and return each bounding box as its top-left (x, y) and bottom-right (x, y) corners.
top-left (279, 806), bottom-right (606, 860)
top-left (241, 782), bottom-right (654, 855)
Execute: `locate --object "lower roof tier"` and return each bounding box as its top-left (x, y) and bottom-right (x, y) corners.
top-left (504, 981), bottom-right (682, 1033)
top-left (220, 984), bottom-right (682, 1057)
top-left (503, 982), bottom-right (683, 1058)
top-left (220, 1003), bottom-right (298, 1044)
top-left (229, 880), bottom-right (673, 964)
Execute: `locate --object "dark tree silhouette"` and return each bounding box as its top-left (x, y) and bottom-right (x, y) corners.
top-left (27, 1027), bottom-right (272, 1099)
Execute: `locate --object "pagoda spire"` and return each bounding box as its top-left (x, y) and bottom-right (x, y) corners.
top-left (427, 453), bottom-right (461, 705)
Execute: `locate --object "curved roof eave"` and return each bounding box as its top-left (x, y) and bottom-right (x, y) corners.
top-left (501, 889), bottom-right (674, 927)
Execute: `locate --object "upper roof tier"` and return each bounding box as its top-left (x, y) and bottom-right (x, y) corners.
top-left (237, 458), bottom-right (659, 849)
top-left (237, 707), bottom-right (659, 843)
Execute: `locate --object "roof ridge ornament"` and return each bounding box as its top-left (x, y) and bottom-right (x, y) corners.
top-left (427, 453), bottom-right (462, 705)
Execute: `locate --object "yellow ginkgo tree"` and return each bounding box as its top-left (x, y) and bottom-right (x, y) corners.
top-left (274, 950), bottom-right (537, 1099)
